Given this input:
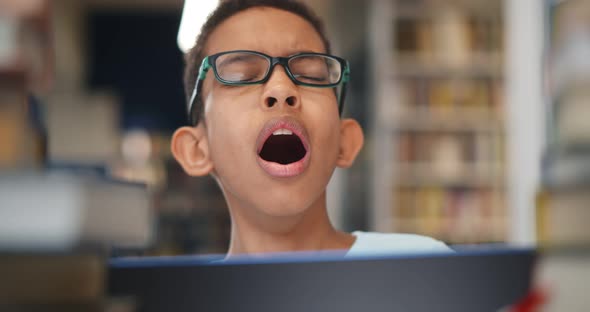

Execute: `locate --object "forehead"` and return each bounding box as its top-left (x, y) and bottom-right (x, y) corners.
top-left (204, 7), bottom-right (326, 56)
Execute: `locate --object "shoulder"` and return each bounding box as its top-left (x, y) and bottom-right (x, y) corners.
top-left (346, 231), bottom-right (453, 257)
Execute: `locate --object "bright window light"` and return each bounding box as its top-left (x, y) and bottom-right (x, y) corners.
top-left (177, 0), bottom-right (219, 53)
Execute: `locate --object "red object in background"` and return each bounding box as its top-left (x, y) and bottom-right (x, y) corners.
top-left (508, 287), bottom-right (548, 312)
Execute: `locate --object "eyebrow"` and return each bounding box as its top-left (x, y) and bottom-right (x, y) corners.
top-left (216, 53), bottom-right (262, 68)
top-left (287, 50), bottom-right (323, 57)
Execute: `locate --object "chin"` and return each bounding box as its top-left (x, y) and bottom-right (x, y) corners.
top-left (254, 191), bottom-right (316, 218)
top-left (250, 164), bottom-right (334, 219)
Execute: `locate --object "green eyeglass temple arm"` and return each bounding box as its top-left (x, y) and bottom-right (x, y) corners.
top-left (188, 57), bottom-right (350, 125)
top-left (187, 57), bottom-right (210, 125)
top-left (198, 57), bottom-right (211, 80)
top-left (338, 64), bottom-right (350, 115)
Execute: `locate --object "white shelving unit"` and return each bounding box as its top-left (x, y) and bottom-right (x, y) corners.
top-left (504, 0), bottom-right (544, 246)
top-left (369, 0), bottom-right (544, 244)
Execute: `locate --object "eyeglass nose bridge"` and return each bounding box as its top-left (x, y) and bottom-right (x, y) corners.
top-left (263, 56), bottom-right (297, 84)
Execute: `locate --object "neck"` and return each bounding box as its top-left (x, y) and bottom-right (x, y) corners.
top-left (224, 191), bottom-right (354, 257)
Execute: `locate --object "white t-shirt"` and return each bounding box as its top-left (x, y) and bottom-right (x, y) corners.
top-left (345, 231), bottom-right (452, 257)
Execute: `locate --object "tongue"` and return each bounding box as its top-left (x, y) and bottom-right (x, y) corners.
top-left (259, 134), bottom-right (306, 165)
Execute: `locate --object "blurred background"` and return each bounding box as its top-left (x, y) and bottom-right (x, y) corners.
top-left (1, 0), bottom-right (589, 309)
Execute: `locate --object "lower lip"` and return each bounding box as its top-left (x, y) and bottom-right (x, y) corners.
top-left (256, 151), bottom-right (311, 178)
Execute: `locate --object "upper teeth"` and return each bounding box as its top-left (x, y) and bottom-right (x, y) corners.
top-left (272, 129), bottom-right (293, 136)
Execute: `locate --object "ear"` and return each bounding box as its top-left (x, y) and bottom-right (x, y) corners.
top-left (336, 118), bottom-right (364, 168)
top-left (171, 124), bottom-right (214, 176)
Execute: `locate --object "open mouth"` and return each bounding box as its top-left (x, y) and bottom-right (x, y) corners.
top-left (255, 117), bottom-right (311, 178)
top-left (259, 129), bottom-right (307, 165)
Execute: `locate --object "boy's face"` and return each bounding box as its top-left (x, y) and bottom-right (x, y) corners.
top-left (173, 7), bottom-right (363, 218)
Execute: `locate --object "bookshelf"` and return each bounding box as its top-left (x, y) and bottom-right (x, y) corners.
top-left (0, 1), bottom-right (52, 170)
top-left (535, 4), bottom-right (590, 309)
top-left (370, 0), bottom-right (508, 244)
top-left (151, 156), bottom-right (231, 255)
top-left (108, 132), bottom-right (231, 256)
top-left (536, 0), bottom-right (590, 248)
top-left (0, 3), bottom-right (158, 310)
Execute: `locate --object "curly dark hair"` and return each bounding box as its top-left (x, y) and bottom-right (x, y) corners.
top-left (183, 0), bottom-right (331, 125)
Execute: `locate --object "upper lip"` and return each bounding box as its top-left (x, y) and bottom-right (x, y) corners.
top-left (255, 116), bottom-right (310, 156)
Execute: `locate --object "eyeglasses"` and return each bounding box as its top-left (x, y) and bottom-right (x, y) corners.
top-left (187, 50), bottom-right (350, 125)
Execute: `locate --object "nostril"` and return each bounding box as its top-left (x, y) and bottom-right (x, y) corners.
top-left (266, 97), bottom-right (277, 108)
top-left (286, 96), bottom-right (296, 106)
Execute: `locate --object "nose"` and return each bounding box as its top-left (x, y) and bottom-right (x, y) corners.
top-left (261, 65), bottom-right (300, 111)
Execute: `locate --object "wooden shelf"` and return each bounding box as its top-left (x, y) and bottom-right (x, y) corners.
top-left (393, 0), bottom-right (503, 19)
top-left (389, 108), bottom-right (504, 133)
top-left (393, 162), bottom-right (505, 188)
top-left (0, 65), bottom-right (27, 85)
top-left (392, 217), bottom-right (507, 244)
top-left (391, 53), bottom-right (504, 78)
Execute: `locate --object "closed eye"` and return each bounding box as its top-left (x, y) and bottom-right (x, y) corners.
top-left (294, 74), bottom-right (328, 83)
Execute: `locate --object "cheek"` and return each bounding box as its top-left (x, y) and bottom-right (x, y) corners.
top-left (204, 94), bottom-right (259, 168)
top-left (302, 91), bottom-right (341, 159)
top-left (303, 88), bottom-right (339, 115)
top-left (207, 110), bottom-right (245, 152)
top-left (204, 83), bottom-right (263, 117)
top-left (316, 120), bottom-right (341, 161)
top-left (207, 124), bottom-right (250, 180)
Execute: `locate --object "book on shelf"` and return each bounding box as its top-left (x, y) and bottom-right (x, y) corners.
top-left (393, 4), bottom-right (502, 68)
top-left (543, 149), bottom-right (590, 189)
top-left (394, 77), bottom-right (499, 116)
top-left (0, 253), bottom-right (104, 305)
top-left (395, 132), bottom-right (504, 183)
top-left (45, 92), bottom-right (120, 166)
top-left (0, 82), bottom-right (40, 169)
top-left (537, 187), bottom-right (590, 248)
top-left (0, 172), bottom-right (153, 251)
top-left (0, 252), bottom-right (138, 311)
top-left (393, 186), bottom-right (506, 243)
top-left (553, 85), bottom-right (590, 147)
top-left (467, 16), bottom-right (503, 53)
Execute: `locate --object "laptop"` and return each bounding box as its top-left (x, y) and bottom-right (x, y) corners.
top-left (109, 248), bottom-right (536, 312)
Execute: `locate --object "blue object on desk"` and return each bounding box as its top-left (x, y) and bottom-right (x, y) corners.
top-left (109, 248), bottom-right (536, 312)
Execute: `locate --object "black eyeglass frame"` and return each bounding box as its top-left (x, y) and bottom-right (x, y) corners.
top-left (187, 50), bottom-right (350, 125)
